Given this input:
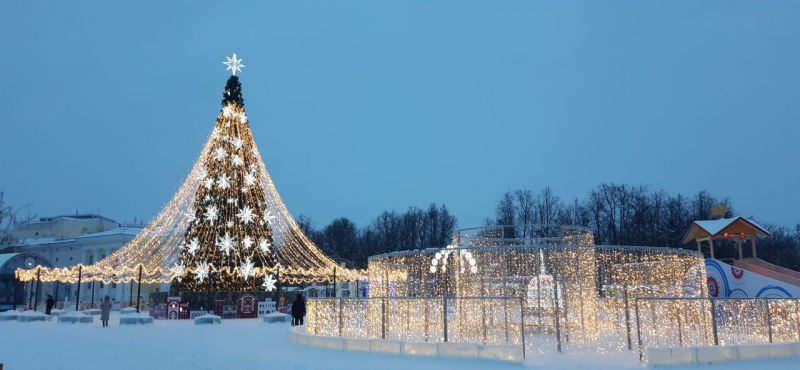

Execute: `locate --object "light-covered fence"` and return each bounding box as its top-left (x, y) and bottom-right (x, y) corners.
top-left (635, 298), bottom-right (800, 360)
top-left (307, 296), bottom-right (526, 353)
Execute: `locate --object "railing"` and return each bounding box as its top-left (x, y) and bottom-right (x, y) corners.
top-left (307, 296), bottom-right (526, 357)
top-left (635, 297), bottom-right (800, 360)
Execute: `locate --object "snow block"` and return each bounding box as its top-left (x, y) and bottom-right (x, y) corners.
top-left (50, 309), bottom-right (65, 317)
top-left (478, 344), bottom-right (524, 363)
top-left (370, 340), bottom-right (402, 354)
top-left (736, 343), bottom-right (773, 361)
top-left (83, 309), bottom-right (101, 316)
top-left (769, 343), bottom-right (795, 359)
top-left (58, 311), bottom-right (94, 324)
top-left (401, 342), bottom-right (438, 356)
top-left (0, 311), bottom-right (19, 321)
top-left (16, 311), bottom-right (51, 322)
top-left (119, 307), bottom-right (137, 315)
top-left (194, 314), bottom-right (222, 325)
top-left (344, 338), bottom-right (372, 352)
top-left (307, 335), bottom-right (344, 350)
top-left (262, 312), bottom-right (291, 323)
top-left (437, 343), bottom-right (479, 358)
top-left (119, 313), bottom-right (154, 325)
top-left (695, 345), bottom-right (738, 364)
top-left (647, 347), bottom-right (697, 366)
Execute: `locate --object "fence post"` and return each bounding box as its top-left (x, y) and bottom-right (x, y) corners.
top-left (766, 299), bottom-right (773, 343)
top-left (520, 297), bottom-right (526, 359)
top-left (676, 306), bottom-right (683, 346)
top-left (424, 300), bottom-right (429, 342)
top-left (339, 298), bottom-right (344, 337)
top-left (635, 298), bottom-right (643, 362)
top-left (710, 299), bottom-right (719, 345)
top-left (75, 265), bottom-right (82, 311)
top-left (504, 299), bottom-right (510, 342)
top-left (381, 297), bottom-right (386, 339)
top-left (554, 278), bottom-right (562, 353)
top-left (443, 296), bottom-right (449, 342)
top-left (795, 300), bottom-right (800, 342)
top-left (624, 287), bottom-right (632, 350)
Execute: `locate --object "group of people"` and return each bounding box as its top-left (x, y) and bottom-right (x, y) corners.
top-left (42, 293), bottom-right (112, 327)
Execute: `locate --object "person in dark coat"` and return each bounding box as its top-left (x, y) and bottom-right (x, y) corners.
top-left (45, 294), bottom-right (55, 315)
top-left (291, 293), bottom-right (306, 326)
top-left (100, 295), bottom-right (112, 327)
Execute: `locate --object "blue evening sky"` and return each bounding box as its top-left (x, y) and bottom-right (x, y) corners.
top-left (1, 1), bottom-right (798, 229)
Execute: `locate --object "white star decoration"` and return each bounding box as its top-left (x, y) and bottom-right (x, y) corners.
top-left (205, 205), bottom-right (219, 224)
top-left (237, 205), bottom-right (255, 224)
top-left (262, 274), bottom-right (277, 292)
top-left (216, 233), bottom-right (236, 256)
top-left (195, 261), bottom-right (210, 282)
top-left (258, 238), bottom-right (272, 253)
top-left (223, 53), bottom-right (245, 76)
top-left (240, 258), bottom-right (256, 280)
top-left (203, 178), bottom-right (215, 190)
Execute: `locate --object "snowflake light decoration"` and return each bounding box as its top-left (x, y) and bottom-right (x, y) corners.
top-left (213, 147), bottom-right (227, 161)
top-left (216, 233), bottom-right (236, 256)
top-left (258, 238), bottom-right (272, 253)
top-left (186, 237), bottom-right (200, 255)
top-left (217, 174), bottom-right (231, 189)
top-left (261, 274), bottom-right (277, 292)
top-left (242, 235), bottom-right (254, 249)
top-left (171, 262), bottom-right (186, 282)
top-left (240, 258), bottom-right (256, 280)
top-left (195, 261), bottom-right (210, 282)
top-left (204, 205), bottom-right (219, 224)
top-left (231, 154), bottom-right (244, 167)
top-left (237, 205), bottom-right (255, 224)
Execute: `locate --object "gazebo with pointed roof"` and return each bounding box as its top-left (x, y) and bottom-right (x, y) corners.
top-left (682, 216), bottom-right (771, 259)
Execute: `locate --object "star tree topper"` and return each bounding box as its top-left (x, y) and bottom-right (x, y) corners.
top-left (223, 53), bottom-right (245, 75)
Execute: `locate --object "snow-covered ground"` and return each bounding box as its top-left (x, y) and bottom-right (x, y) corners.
top-left (1, 312), bottom-right (799, 370)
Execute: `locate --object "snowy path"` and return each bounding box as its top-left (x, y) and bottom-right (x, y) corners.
top-left (1, 314), bottom-right (799, 370)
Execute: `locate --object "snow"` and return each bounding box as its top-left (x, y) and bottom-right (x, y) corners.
top-left (1, 313), bottom-right (799, 370)
top-left (60, 311), bottom-right (88, 318)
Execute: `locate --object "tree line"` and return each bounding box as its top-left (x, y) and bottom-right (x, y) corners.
top-left (298, 203), bottom-right (457, 268)
top-left (491, 184), bottom-right (800, 271)
top-left (303, 183), bottom-right (799, 271)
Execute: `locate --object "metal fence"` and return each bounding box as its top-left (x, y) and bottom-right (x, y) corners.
top-left (635, 297), bottom-right (800, 360)
top-left (307, 296), bottom-right (526, 356)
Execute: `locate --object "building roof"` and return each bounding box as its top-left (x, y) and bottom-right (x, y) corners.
top-left (12, 227), bottom-right (142, 249)
top-left (681, 217), bottom-right (771, 245)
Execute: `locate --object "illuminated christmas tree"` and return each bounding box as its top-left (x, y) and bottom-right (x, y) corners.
top-left (171, 54), bottom-right (278, 292)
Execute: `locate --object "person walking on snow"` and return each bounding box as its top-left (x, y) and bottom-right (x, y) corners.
top-left (100, 295), bottom-right (112, 327)
top-left (291, 293), bottom-right (306, 326)
top-left (45, 294), bottom-right (55, 315)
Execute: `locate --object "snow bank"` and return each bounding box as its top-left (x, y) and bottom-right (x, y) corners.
top-left (648, 342), bottom-right (800, 366)
top-left (288, 326), bottom-right (523, 363)
top-left (194, 313), bottom-right (222, 325)
top-left (82, 308), bottom-right (101, 316)
top-left (120, 307), bottom-right (137, 315)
